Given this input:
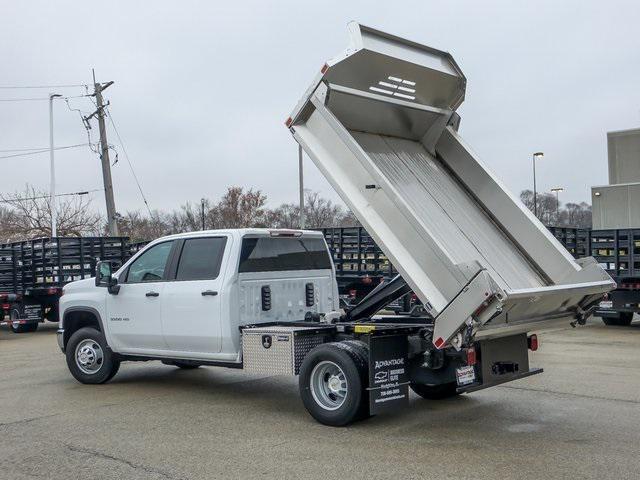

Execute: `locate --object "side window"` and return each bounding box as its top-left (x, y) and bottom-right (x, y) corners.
top-left (126, 241), bottom-right (174, 283)
top-left (175, 237), bottom-right (227, 281)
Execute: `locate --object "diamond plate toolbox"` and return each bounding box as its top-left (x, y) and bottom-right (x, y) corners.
top-left (242, 325), bottom-right (334, 375)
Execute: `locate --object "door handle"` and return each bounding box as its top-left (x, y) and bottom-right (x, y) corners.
top-left (145, 291), bottom-right (160, 297)
top-left (201, 290), bottom-right (218, 296)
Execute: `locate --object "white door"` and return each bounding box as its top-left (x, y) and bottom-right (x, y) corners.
top-left (107, 240), bottom-right (175, 353)
top-left (161, 236), bottom-right (229, 354)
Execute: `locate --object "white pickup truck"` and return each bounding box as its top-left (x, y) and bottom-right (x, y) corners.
top-left (58, 24), bottom-right (615, 427)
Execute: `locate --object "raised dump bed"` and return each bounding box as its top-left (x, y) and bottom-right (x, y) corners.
top-left (287, 23), bottom-right (615, 348)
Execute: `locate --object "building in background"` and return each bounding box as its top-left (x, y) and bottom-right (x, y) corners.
top-left (592, 128), bottom-right (640, 229)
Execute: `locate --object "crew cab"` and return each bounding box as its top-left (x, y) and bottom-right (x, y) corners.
top-left (58, 228), bottom-right (337, 364)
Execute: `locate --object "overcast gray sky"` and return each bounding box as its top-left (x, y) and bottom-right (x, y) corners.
top-left (2, 0), bottom-right (639, 218)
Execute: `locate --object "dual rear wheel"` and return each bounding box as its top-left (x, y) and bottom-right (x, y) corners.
top-left (298, 341), bottom-right (370, 427)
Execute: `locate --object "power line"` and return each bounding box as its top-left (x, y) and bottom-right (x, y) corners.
top-left (0, 146), bottom-right (54, 152)
top-left (0, 84), bottom-right (88, 89)
top-left (0, 188), bottom-right (103, 204)
top-left (104, 105), bottom-right (153, 216)
top-left (0, 144), bottom-right (89, 159)
top-left (0, 94), bottom-right (89, 102)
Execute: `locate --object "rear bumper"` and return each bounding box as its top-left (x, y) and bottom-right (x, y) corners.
top-left (57, 328), bottom-right (65, 353)
top-left (595, 309), bottom-right (625, 318)
top-left (457, 367), bottom-right (543, 394)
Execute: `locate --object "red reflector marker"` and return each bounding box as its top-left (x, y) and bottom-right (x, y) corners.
top-left (434, 337), bottom-right (445, 349)
top-left (466, 347), bottom-right (477, 366)
top-left (321, 63), bottom-right (329, 74)
top-left (528, 334), bottom-right (539, 351)
top-left (285, 117), bottom-right (293, 127)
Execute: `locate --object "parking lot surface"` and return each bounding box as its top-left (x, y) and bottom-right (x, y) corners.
top-left (1, 319), bottom-right (640, 480)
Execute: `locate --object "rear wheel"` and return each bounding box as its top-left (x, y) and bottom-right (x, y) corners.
top-left (66, 327), bottom-right (120, 384)
top-left (410, 382), bottom-right (459, 400)
top-left (603, 313), bottom-right (633, 326)
top-left (299, 342), bottom-right (369, 426)
top-left (9, 309), bottom-right (38, 333)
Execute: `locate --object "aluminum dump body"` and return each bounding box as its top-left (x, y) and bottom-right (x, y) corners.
top-left (287, 23), bottom-right (615, 347)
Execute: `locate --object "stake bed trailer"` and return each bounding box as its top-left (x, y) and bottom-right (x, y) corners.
top-left (548, 226), bottom-right (640, 326)
top-left (0, 237), bottom-right (132, 333)
top-left (56, 24), bottom-right (615, 427)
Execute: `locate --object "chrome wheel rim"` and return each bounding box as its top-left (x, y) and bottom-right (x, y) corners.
top-left (75, 339), bottom-right (104, 375)
top-left (310, 361), bottom-right (348, 411)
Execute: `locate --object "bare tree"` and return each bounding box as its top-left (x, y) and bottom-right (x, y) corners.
top-left (562, 202), bottom-right (592, 229)
top-left (0, 185), bottom-right (102, 240)
top-left (520, 189), bottom-right (591, 228)
top-left (117, 210), bottom-right (170, 242)
top-left (304, 191), bottom-right (344, 227)
top-left (264, 202), bottom-right (300, 229)
top-left (213, 186), bottom-right (267, 228)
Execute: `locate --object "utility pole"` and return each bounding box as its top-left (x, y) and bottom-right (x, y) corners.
top-left (298, 145), bottom-right (306, 229)
top-left (88, 72), bottom-right (119, 236)
top-left (49, 93), bottom-right (62, 236)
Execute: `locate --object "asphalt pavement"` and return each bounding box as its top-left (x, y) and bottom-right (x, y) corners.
top-left (1, 319), bottom-right (640, 480)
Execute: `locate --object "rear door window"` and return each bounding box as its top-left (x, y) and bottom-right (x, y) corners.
top-left (175, 237), bottom-right (227, 281)
top-left (238, 237), bottom-right (331, 273)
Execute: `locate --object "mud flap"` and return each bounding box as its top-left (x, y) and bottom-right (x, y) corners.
top-left (367, 335), bottom-right (409, 415)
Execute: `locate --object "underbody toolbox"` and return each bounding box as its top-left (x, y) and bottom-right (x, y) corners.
top-left (242, 325), bottom-right (334, 375)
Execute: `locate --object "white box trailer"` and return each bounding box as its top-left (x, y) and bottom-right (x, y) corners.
top-left (287, 23), bottom-right (615, 349)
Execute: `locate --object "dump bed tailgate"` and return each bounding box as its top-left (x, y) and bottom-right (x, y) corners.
top-left (287, 23), bottom-right (614, 347)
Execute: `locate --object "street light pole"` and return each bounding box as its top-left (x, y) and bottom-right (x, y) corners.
top-left (551, 187), bottom-right (564, 223)
top-left (298, 145), bottom-right (305, 229)
top-left (201, 198), bottom-right (206, 231)
top-left (532, 152), bottom-right (544, 218)
top-left (49, 93), bottom-right (62, 237)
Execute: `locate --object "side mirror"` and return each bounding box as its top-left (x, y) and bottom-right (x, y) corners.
top-left (95, 261), bottom-right (119, 294)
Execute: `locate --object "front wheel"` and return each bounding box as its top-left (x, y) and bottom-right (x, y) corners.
top-left (298, 342), bottom-right (369, 426)
top-left (66, 327), bottom-right (120, 384)
top-left (410, 382), bottom-right (460, 400)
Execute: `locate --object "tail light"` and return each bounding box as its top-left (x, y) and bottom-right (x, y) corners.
top-left (528, 334), bottom-right (539, 351)
top-left (305, 283), bottom-right (315, 307)
top-left (261, 285), bottom-right (271, 311)
top-left (466, 347), bottom-right (477, 366)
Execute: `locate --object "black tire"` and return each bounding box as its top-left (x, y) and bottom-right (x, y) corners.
top-left (161, 360), bottom-right (200, 369)
top-left (410, 382), bottom-right (460, 400)
top-left (603, 313), bottom-right (634, 326)
top-left (299, 342), bottom-right (369, 426)
top-left (66, 327), bottom-right (120, 384)
top-left (9, 309), bottom-right (38, 333)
